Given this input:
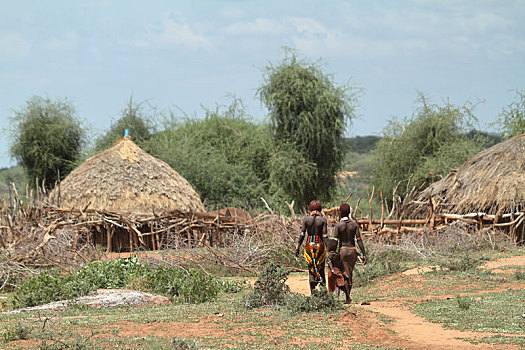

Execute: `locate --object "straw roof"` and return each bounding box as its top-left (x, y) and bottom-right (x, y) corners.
top-left (50, 137), bottom-right (204, 214)
top-left (410, 133), bottom-right (525, 215)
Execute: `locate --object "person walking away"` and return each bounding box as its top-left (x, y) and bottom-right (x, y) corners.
top-left (333, 203), bottom-right (367, 304)
top-left (295, 200), bottom-right (328, 293)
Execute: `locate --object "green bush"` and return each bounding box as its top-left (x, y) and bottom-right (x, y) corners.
top-left (456, 295), bottom-right (473, 310)
top-left (1, 322), bottom-right (32, 342)
top-left (12, 257), bottom-right (223, 308)
top-left (244, 262), bottom-right (341, 313)
top-left (244, 262), bottom-right (290, 308)
top-left (145, 105), bottom-right (270, 210)
top-left (171, 337), bottom-right (201, 350)
top-left (75, 256), bottom-right (148, 289)
top-left (284, 289), bottom-right (342, 313)
top-left (13, 270), bottom-right (83, 308)
top-left (178, 269), bottom-right (221, 303)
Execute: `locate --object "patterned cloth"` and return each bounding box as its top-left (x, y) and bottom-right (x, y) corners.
top-left (303, 237), bottom-right (326, 283)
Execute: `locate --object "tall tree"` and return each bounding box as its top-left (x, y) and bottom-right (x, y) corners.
top-left (257, 50), bottom-right (359, 208)
top-left (94, 97), bottom-right (155, 152)
top-left (9, 96), bottom-right (85, 188)
top-left (498, 89), bottom-right (525, 139)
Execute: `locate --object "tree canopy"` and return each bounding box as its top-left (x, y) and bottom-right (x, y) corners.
top-left (371, 95), bottom-right (485, 200)
top-left (9, 96), bottom-right (86, 188)
top-left (94, 97), bottom-right (155, 153)
top-left (145, 101), bottom-right (271, 210)
top-left (257, 50), bottom-right (359, 208)
top-left (498, 89), bottom-right (525, 139)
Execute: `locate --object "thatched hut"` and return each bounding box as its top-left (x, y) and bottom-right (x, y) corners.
top-left (50, 137), bottom-right (204, 214)
top-left (46, 137), bottom-right (207, 251)
top-left (409, 133), bottom-right (525, 242)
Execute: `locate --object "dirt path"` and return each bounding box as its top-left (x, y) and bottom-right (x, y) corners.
top-left (285, 254), bottom-right (525, 350)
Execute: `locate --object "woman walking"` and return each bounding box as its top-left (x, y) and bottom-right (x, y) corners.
top-left (295, 200), bottom-right (328, 293)
top-left (333, 203), bottom-right (367, 303)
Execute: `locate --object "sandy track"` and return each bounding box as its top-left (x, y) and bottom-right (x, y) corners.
top-left (285, 254), bottom-right (525, 350)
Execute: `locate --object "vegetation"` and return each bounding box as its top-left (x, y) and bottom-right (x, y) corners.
top-left (497, 89), bottom-right (525, 139)
top-left (145, 101), bottom-right (271, 211)
top-left (414, 289), bottom-right (525, 334)
top-left (244, 261), bottom-right (341, 313)
top-left (11, 257), bottom-right (227, 308)
top-left (342, 135), bottom-right (381, 153)
top-left (94, 97), bottom-right (156, 153)
top-left (0, 166), bottom-right (26, 200)
top-left (371, 94), bottom-right (486, 199)
top-left (257, 50), bottom-right (360, 208)
top-left (8, 96), bottom-right (86, 188)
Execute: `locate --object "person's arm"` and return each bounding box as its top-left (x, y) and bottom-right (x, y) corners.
top-left (355, 226), bottom-right (367, 265)
top-left (327, 255), bottom-right (334, 273)
top-left (296, 232), bottom-right (305, 257)
top-left (334, 225), bottom-right (342, 253)
top-left (296, 218), bottom-right (307, 257)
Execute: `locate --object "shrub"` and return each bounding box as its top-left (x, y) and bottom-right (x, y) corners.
top-left (171, 337), bottom-right (201, 350)
top-left (131, 265), bottom-right (221, 304)
top-left (456, 295), bottom-right (473, 310)
top-left (75, 256), bottom-right (148, 290)
top-left (284, 289), bottom-right (342, 313)
top-left (244, 262), bottom-right (290, 308)
top-left (1, 322), bottom-right (32, 342)
top-left (12, 257), bottom-right (222, 308)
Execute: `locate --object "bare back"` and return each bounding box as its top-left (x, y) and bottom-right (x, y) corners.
top-left (301, 214), bottom-right (327, 238)
top-left (334, 220), bottom-right (359, 247)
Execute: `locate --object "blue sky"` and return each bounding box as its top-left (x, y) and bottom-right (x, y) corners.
top-left (1, 0), bottom-right (524, 168)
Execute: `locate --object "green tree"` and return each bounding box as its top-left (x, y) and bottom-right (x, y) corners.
top-left (145, 101), bottom-right (271, 210)
top-left (498, 89), bottom-right (525, 139)
top-left (9, 96), bottom-right (85, 188)
top-left (371, 95), bottom-right (485, 200)
top-left (257, 50), bottom-right (359, 208)
top-left (94, 97), bottom-right (155, 152)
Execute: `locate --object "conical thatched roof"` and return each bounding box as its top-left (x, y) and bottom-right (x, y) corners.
top-left (410, 133), bottom-right (525, 216)
top-left (50, 137), bottom-right (204, 214)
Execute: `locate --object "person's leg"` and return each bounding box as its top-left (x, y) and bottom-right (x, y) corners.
top-left (343, 277), bottom-right (352, 304)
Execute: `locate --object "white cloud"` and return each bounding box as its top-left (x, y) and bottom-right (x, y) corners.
top-left (0, 33), bottom-right (32, 57)
top-left (134, 13), bottom-right (212, 51)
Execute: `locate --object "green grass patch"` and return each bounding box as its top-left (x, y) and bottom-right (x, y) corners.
top-left (414, 289), bottom-right (525, 334)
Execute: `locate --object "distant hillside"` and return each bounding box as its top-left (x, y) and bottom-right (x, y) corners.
top-left (342, 135), bottom-right (381, 154)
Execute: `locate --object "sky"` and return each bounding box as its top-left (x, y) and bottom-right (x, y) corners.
top-left (1, 0), bottom-right (524, 168)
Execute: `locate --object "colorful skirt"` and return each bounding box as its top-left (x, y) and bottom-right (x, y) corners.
top-left (303, 240), bottom-right (326, 283)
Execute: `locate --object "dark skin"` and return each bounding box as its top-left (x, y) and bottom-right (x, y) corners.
top-left (295, 210), bottom-right (328, 256)
top-left (296, 210), bottom-right (328, 292)
top-left (334, 218), bottom-right (366, 303)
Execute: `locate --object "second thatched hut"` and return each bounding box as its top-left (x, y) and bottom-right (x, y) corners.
top-left (409, 133), bottom-right (525, 242)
